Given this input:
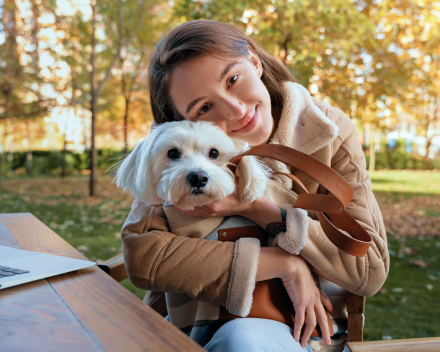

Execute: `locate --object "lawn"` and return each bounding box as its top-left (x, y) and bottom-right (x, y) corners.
top-left (0, 170), bottom-right (439, 341)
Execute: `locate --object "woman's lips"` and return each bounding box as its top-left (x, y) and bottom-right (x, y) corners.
top-left (232, 107), bottom-right (259, 134)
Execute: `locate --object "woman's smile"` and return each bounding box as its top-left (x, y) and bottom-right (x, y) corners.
top-left (231, 106), bottom-right (259, 134)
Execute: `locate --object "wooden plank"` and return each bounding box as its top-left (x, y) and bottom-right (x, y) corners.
top-left (347, 292), bottom-right (365, 314)
top-left (0, 279), bottom-right (102, 352)
top-left (0, 212), bottom-right (34, 219)
top-left (347, 337), bottom-right (440, 352)
top-left (347, 292), bottom-right (365, 342)
top-left (0, 220), bottom-right (21, 249)
top-left (2, 214), bottom-right (204, 352)
top-left (0, 220), bottom-right (102, 351)
top-left (98, 254), bottom-right (128, 282)
top-left (347, 313), bottom-right (364, 343)
top-left (1, 215), bottom-right (84, 259)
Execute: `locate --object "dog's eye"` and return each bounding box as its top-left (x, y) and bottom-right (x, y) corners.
top-left (209, 149), bottom-right (219, 159)
top-left (168, 148), bottom-right (181, 160)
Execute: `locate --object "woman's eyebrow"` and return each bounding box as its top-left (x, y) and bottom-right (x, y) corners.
top-left (186, 96), bottom-right (207, 114)
top-left (220, 61), bottom-right (240, 81)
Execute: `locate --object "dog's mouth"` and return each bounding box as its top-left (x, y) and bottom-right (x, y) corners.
top-left (191, 188), bottom-right (205, 195)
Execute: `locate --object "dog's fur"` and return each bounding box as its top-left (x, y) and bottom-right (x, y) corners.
top-left (114, 120), bottom-right (271, 210)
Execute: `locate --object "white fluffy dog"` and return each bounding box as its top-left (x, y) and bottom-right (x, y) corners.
top-left (115, 120), bottom-right (271, 210)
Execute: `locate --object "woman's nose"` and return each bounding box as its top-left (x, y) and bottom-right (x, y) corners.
top-left (221, 97), bottom-right (246, 121)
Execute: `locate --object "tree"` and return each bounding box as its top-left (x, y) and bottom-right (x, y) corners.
top-left (0, 0), bottom-right (56, 189)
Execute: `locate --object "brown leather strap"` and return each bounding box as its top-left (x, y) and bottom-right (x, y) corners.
top-left (229, 144), bottom-right (354, 212)
top-left (229, 145), bottom-right (373, 257)
top-left (277, 172), bottom-right (372, 257)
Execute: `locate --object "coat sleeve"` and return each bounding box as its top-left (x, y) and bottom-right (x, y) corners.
top-left (278, 109), bottom-right (389, 297)
top-left (121, 199), bottom-right (260, 316)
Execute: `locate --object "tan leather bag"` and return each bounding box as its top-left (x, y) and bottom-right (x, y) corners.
top-left (217, 225), bottom-right (333, 337)
top-left (218, 144), bottom-right (373, 336)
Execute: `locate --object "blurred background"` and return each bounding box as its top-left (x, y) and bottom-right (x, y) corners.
top-left (0, 0), bottom-right (439, 342)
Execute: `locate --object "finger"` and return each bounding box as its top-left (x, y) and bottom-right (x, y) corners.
top-left (293, 305), bottom-right (305, 343)
top-left (315, 302), bottom-right (331, 345)
top-left (300, 306), bottom-right (316, 348)
top-left (320, 290), bottom-right (334, 314)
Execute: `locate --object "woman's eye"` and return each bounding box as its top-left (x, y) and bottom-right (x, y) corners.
top-left (227, 74), bottom-right (238, 87)
top-left (168, 148), bottom-right (181, 160)
top-left (198, 104), bottom-right (211, 116)
top-left (209, 149), bottom-right (219, 159)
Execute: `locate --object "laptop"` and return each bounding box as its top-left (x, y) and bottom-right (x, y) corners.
top-left (0, 245), bottom-right (96, 290)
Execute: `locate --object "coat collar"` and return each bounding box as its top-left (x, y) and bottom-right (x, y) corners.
top-left (271, 82), bottom-right (339, 154)
top-left (264, 82), bottom-right (339, 188)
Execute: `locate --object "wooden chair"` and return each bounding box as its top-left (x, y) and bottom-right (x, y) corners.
top-left (98, 254), bottom-right (366, 342)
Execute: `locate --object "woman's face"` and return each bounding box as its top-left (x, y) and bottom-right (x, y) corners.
top-left (169, 51), bottom-right (273, 146)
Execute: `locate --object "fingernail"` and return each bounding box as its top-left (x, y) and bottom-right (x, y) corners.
top-left (327, 338), bottom-right (331, 345)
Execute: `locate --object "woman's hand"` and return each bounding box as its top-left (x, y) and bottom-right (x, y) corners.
top-left (257, 247), bottom-right (334, 348)
top-left (174, 192), bottom-right (285, 231)
top-left (174, 191), bottom-right (253, 218)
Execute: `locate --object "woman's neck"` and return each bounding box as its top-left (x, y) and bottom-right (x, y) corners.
top-left (264, 105), bottom-right (283, 144)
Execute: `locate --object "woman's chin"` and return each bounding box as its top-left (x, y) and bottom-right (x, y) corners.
top-left (247, 112), bottom-right (274, 146)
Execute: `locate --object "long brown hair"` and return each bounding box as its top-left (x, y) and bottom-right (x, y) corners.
top-left (148, 20), bottom-right (296, 124)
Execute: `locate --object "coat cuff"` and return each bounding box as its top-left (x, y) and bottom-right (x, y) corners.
top-left (277, 204), bottom-right (309, 255)
top-left (225, 237), bottom-right (260, 317)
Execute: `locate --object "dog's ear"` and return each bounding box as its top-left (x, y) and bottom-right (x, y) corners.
top-left (229, 137), bottom-right (271, 202)
top-left (236, 155), bottom-right (271, 203)
top-left (114, 128), bottom-right (164, 205)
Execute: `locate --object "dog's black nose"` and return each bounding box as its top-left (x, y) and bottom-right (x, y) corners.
top-left (187, 171), bottom-right (209, 188)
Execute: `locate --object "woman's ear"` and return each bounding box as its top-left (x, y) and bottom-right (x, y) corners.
top-left (247, 46), bottom-right (263, 78)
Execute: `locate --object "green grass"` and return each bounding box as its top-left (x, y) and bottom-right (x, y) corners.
top-left (1, 171), bottom-right (439, 341)
top-left (370, 170), bottom-right (440, 195)
top-left (363, 235), bottom-right (440, 340)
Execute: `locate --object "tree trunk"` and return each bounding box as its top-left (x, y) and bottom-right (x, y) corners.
top-left (26, 151), bottom-right (33, 177)
top-left (0, 92), bottom-right (11, 192)
top-left (61, 132), bottom-right (67, 178)
top-left (369, 125), bottom-right (376, 173)
top-left (89, 2), bottom-right (97, 196)
top-left (117, 0), bottom-right (129, 155)
top-left (424, 99), bottom-right (439, 161)
top-left (0, 142), bottom-right (5, 192)
top-left (120, 58), bottom-right (129, 155)
top-left (124, 95), bottom-right (129, 155)
top-left (26, 121), bottom-right (33, 177)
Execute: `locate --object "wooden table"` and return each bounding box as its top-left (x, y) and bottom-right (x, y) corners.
top-left (0, 213), bottom-right (203, 352)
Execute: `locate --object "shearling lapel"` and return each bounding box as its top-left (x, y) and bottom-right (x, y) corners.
top-left (264, 82), bottom-right (339, 188)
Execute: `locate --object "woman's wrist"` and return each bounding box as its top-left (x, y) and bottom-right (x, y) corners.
top-left (239, 195), bottom-right (283, 228)
top-left (256, 246), bottom-right (298, 282)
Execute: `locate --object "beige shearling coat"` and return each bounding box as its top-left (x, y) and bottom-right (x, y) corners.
top-left (121, 82), bottom-right (389, 341)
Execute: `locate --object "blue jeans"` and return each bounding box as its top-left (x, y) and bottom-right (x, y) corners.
top-left (204, 318), bottom-right (313, 352)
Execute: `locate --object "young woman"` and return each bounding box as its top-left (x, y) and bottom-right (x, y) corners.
top-left (121, 20), bottom-right (389, 352)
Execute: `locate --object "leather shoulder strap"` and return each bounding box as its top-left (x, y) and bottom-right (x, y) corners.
top-left (229, 145), bottom-right (372, 257)
top-left (230, 144), bottom-right (353, 213)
